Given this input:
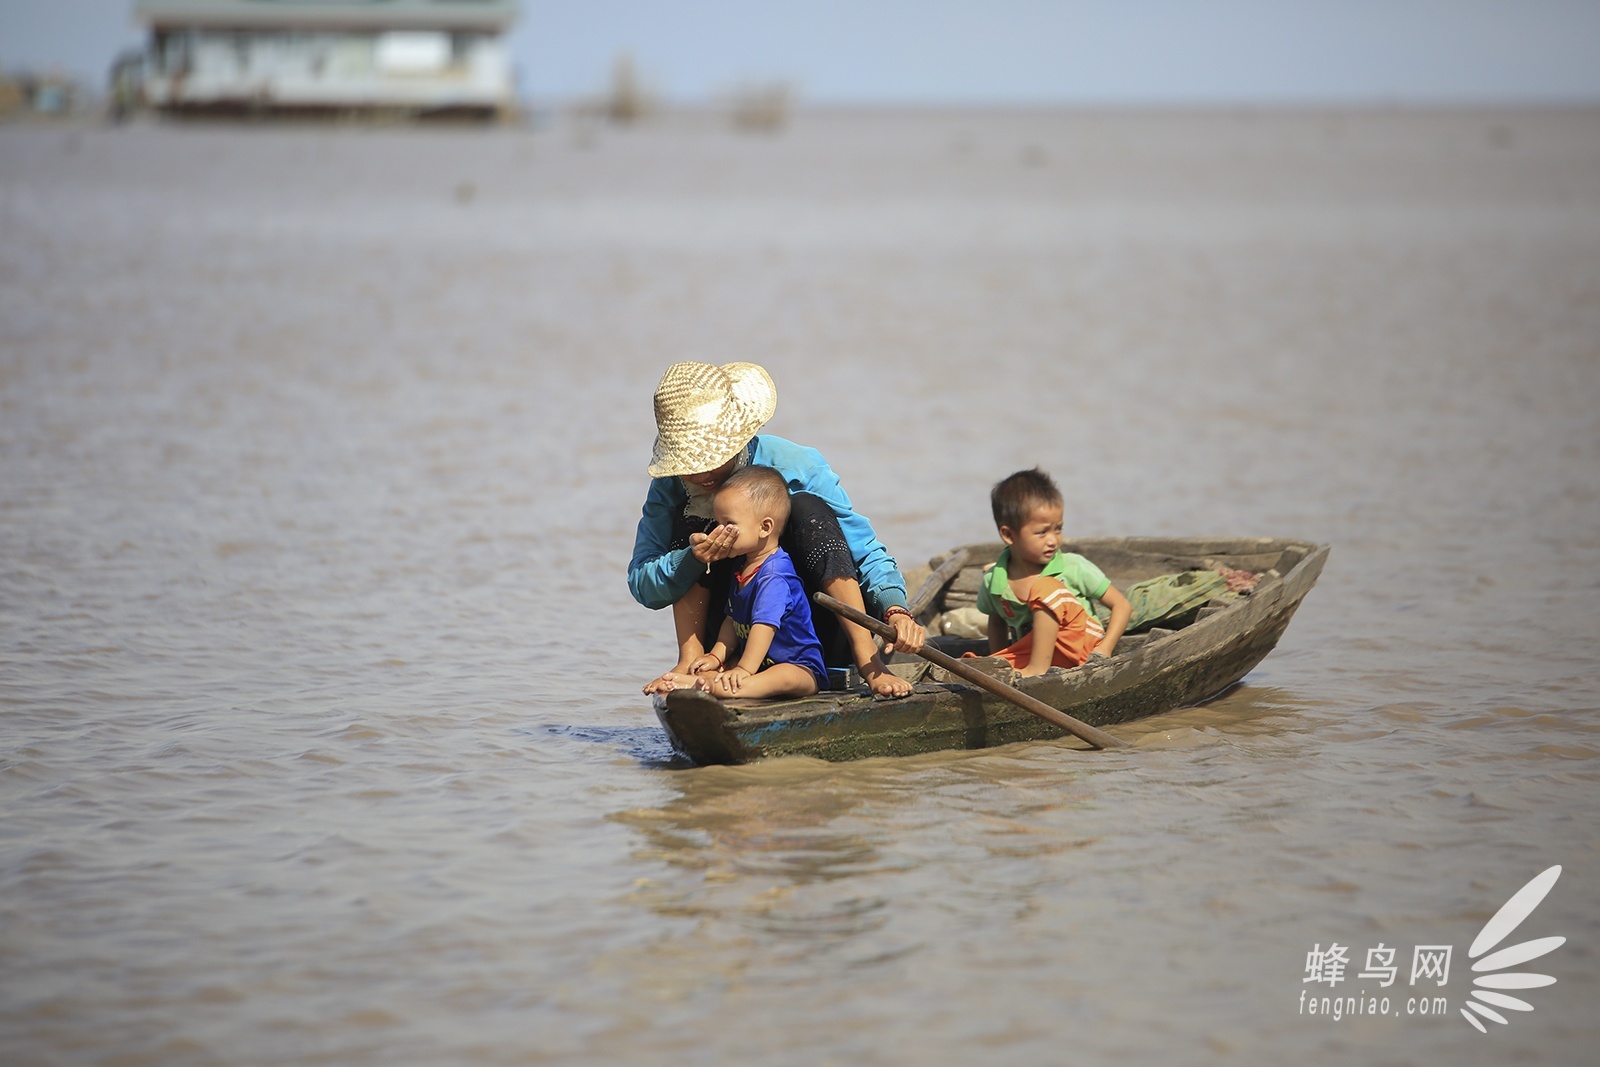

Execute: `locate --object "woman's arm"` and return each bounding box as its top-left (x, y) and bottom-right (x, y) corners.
top-left (627, 478), bottom-right (703, 609)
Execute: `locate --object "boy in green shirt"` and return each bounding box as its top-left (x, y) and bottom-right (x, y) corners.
top-left (976, 469), bottom-right (1133, 672)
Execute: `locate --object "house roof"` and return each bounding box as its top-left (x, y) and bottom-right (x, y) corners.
top-left (134, 1), bottom-right (519, 32)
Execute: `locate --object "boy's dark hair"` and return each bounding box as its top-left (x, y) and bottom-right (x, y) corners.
top-left (990, 468), bottom-right (1062, 532)
top-left (720, 464), bottom-right (791, 527)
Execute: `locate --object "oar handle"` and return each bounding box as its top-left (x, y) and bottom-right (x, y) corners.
top-left (813, 592), bottom-right (1128, 750)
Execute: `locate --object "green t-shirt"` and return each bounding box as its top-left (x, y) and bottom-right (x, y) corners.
top-left (976, 549), bottom-right (1112, 640)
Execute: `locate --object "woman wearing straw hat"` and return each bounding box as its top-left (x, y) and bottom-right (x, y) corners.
top-left (633, 361), bottom-right (926, 699)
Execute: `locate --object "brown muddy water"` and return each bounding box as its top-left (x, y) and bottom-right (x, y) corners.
top-left (2, 108), bottom-right (1598, 1065)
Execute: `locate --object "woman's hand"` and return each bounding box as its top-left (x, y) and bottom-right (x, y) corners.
top-left (689, 524), bottom-right (741, 565)
top-left (884, 612), bottom-right (927, 656)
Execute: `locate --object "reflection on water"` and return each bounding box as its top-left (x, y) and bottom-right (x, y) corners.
top-left (1119, 683), bottom-right (1325, 744)
top-left (619, 764), bottom-right (888, 884)
top-left (3, 110), bottom-right (1598, 1063)
top-left (600, 749), bottom-right (1104, 1033)
top-left (539, 721), bottom-right (687, 767)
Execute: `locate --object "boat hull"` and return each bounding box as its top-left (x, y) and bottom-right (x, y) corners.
top-left (655, 537), bottom-right (1328, 764)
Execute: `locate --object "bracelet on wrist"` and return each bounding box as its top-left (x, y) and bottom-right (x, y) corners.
top-left (883, 605), bottom-right (913, 623)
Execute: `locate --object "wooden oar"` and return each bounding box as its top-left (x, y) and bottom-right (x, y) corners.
top-left (814, 592), bottom-right (1129, 751)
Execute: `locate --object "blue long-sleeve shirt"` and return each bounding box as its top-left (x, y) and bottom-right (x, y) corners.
top-left (627, 435), bottom-right (909, 618)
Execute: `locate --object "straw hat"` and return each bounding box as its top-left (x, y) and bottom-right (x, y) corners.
top-left (648, 361), bottom-right (777, 478)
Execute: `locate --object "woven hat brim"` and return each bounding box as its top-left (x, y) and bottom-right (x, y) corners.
top-left (647, 426), bottom-right (759, 479)
top-left (646, 362), bottom-right (776, 479)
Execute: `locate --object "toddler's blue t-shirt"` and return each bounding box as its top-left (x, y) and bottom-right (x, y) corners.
top-left (725, 548), bottom-right (828, 688)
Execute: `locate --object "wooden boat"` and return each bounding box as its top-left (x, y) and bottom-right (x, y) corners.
top-left (653, 537), bottom-right (1328, 765)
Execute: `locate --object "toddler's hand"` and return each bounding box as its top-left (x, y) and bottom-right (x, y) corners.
top-left (687, 654), bottom-right (722, 675)
top-left (710, 667), bottom-right (751, 696)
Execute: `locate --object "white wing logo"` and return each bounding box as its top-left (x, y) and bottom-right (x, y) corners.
top-left (1460, 864), bottom-right (1565, 1033)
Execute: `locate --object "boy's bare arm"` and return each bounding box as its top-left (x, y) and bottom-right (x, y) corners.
top-left (735, 622), bottom-right (777, 676)
top-left (690, 616), bottom-right (740, 674)
top-left (1022, 609), bottom-right (1059, 677)
top-left (986, 613), bottom-right (1010, 654)
top-left (1095, 584), bottom-right (1132, 657)
top-left (709, 622), bottom-right (776, 695)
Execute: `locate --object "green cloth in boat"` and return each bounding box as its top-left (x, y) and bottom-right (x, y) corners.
top-left (979, 549), bottom-right (1244, 635)
top-left (1094, 569), bottom-right (1232, 631)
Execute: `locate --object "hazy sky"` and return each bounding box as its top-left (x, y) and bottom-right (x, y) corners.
top-left (3, 0), bottom-right (1598, 104)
